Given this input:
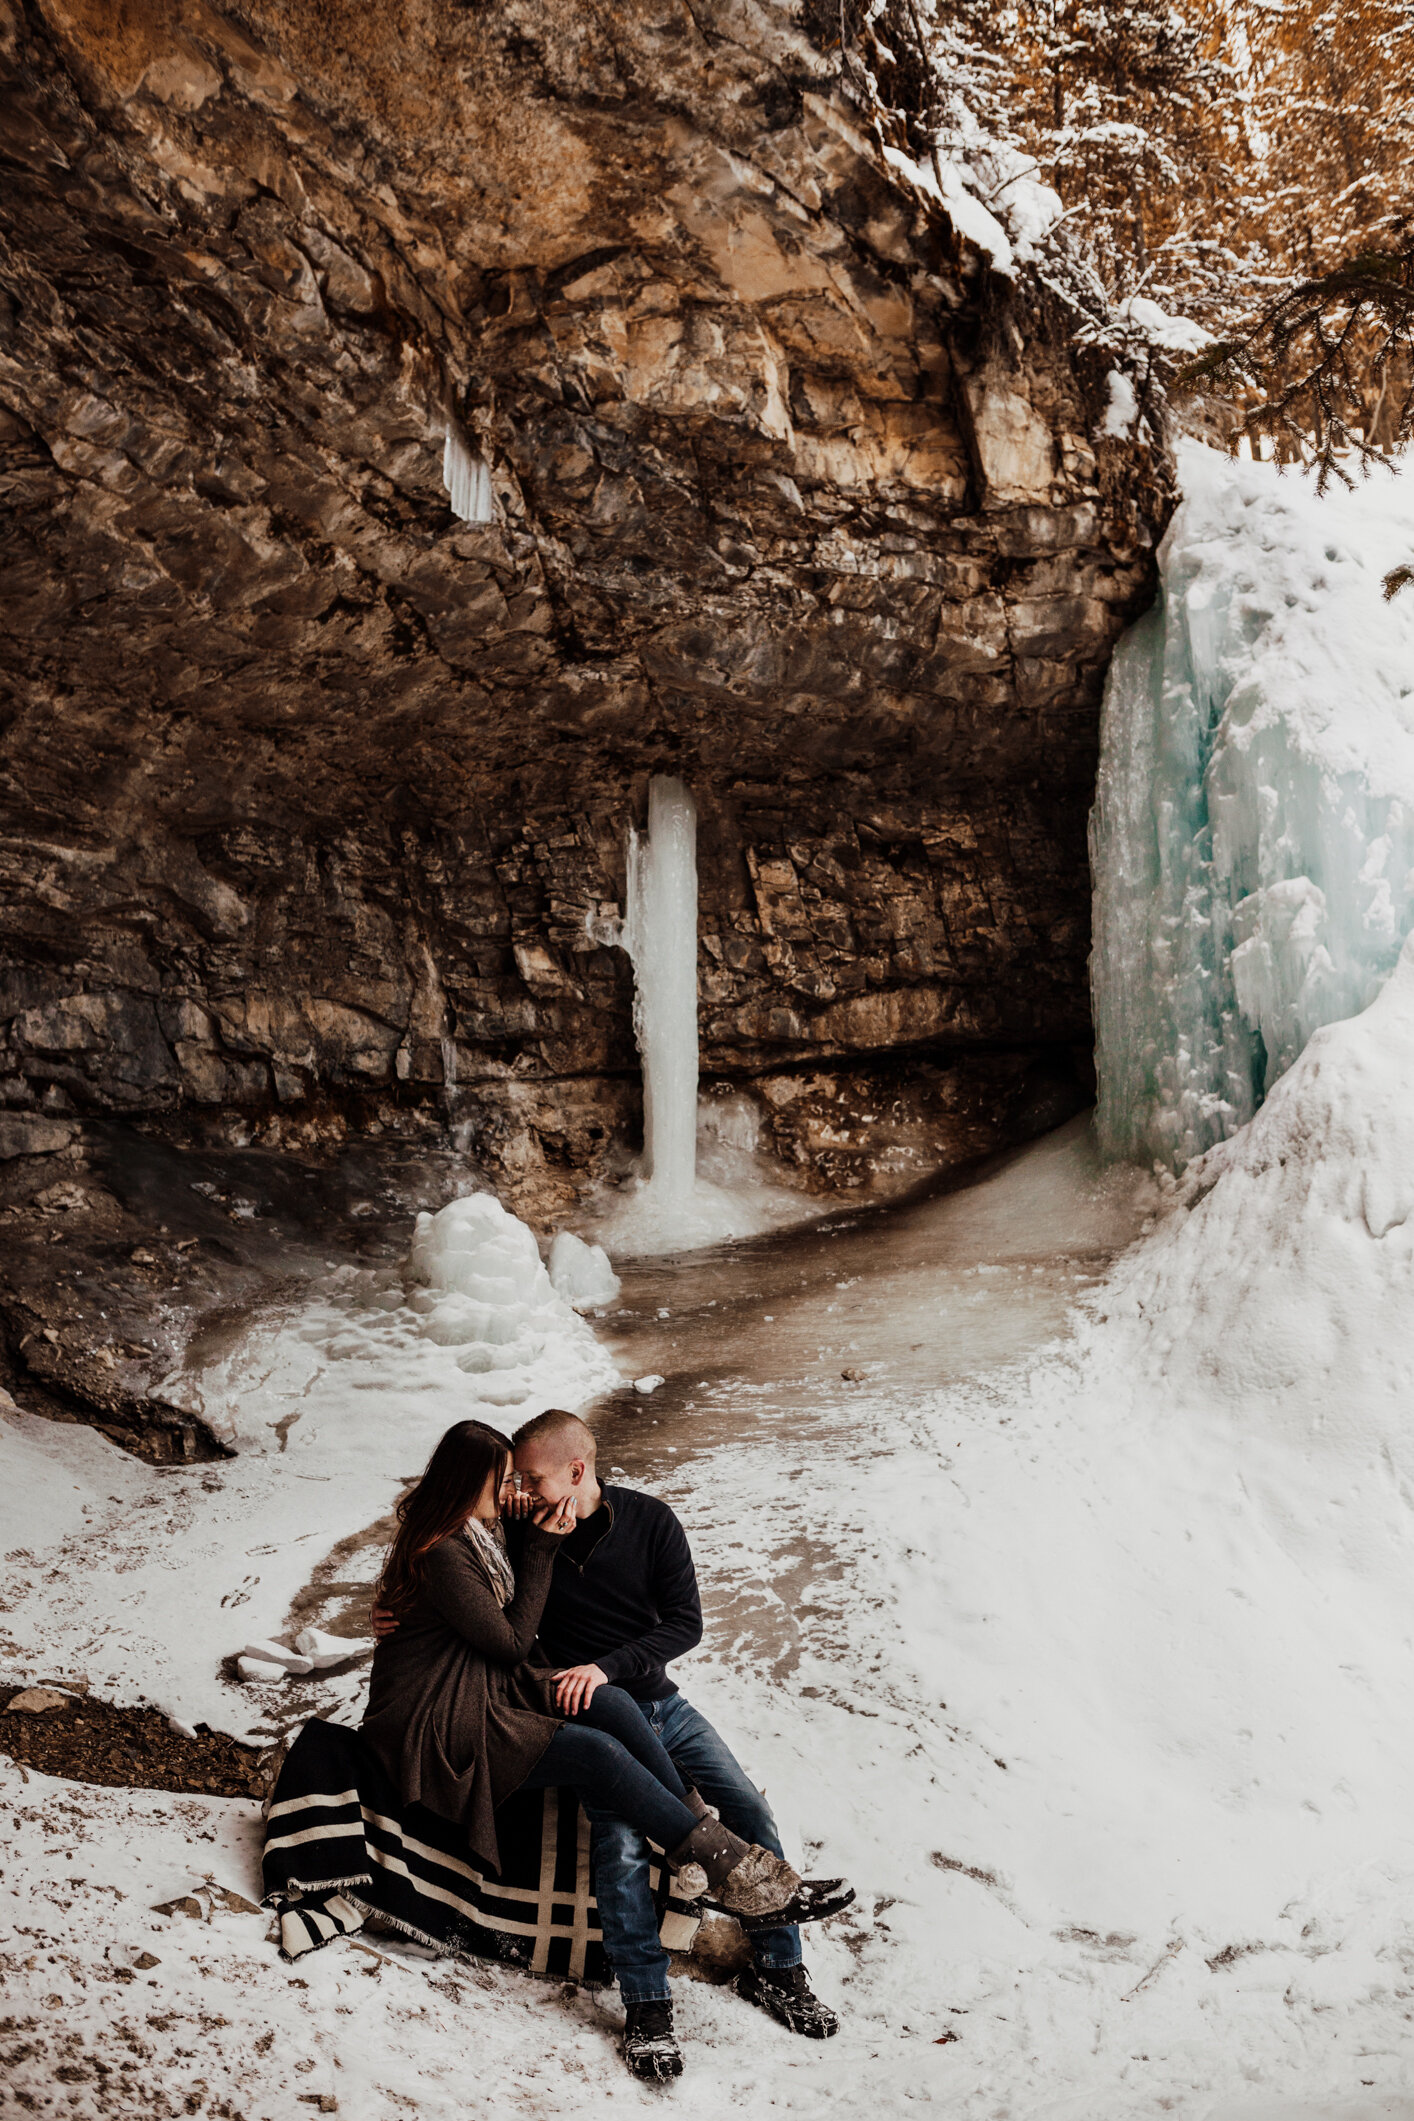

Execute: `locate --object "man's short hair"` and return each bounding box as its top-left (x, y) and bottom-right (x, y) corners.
top-left (514, 1407), bottom-right (597, 1461)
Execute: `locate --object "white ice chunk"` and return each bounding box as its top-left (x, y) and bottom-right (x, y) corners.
top-left (1091, 441), bottom-right (1414, 1169)
top-left (548, 1230), bottom-right (621, 1311)
top-left (239, 1639), bottom-right (313, 1675)
top-left (633, 1373), bottom-right (664, 1395)
top-left (236, 1656), bottom-right (287, 1683)
top-left (442, 428), bottom-right (495, 524)
top-left (294, 1627), bottom-right (371, 1671)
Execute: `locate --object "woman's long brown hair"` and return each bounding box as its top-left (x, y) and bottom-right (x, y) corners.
top-left (377, 1420), bottom-right (514, 1617)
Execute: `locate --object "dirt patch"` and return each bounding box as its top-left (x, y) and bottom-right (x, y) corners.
top-left (0, 1684), bottom-right (271, 1798)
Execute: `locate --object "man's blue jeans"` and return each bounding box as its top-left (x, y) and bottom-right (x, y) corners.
top-left (585, 1691), bottom-right (802, 2004)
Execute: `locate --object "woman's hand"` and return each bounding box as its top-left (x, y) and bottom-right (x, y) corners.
top-left (500, 1473), bottom-right (537, 1520)
top-left (531, 1494), bottom-right (579, 1537)
top-left (553, 1662), bottom-right (607, 1715)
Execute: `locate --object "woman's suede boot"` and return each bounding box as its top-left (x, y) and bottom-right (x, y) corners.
top-left (667, 1818), bottom-right (803, 1919)
top-left (667, 1819), bottom-right (858, 1931)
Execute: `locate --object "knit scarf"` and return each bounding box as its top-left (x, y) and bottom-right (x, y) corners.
top-left (461, 1518), bottom-right (516, 1609)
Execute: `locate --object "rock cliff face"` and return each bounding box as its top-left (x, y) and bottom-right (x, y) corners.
top-left (0, 0), bottom-right (1172, 1228)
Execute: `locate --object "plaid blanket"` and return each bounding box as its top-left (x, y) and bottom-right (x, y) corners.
top-left (261, 1718), bottom-right (700, 1985)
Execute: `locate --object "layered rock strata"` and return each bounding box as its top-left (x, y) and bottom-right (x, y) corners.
top-left (0, 0), bottom-right (1172, 1234)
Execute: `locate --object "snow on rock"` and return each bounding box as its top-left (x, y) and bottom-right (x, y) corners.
top-left (547, 1228), bottom-right (621, 1311)
top-left (1100, 366), bottom-right (1139, 439)
top-left (1091, 440), bottom-right (1414, 1168)
top-left (881, 125), bottom-right (1062, 279)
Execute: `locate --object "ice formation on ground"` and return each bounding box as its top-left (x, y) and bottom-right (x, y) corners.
top-left (1091, 440), bottom-right (1414, 1168)
top-left (584, 1092), bottom-right (817, 1257)
top-left (404, 1191), bottom-right (599, 1381)
top-left (547, 1228), bottom-right (621, 1311)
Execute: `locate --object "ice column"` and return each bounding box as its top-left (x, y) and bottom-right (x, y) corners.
top-left (622, 778), bottom-right (699, 1204)
top-left (442, 428), bottom-right (495, 524)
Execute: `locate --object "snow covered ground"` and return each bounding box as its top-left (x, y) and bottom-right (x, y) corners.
top-left (9, 447), bottom-right (1414, 2116)
top-left (8, 1104), bottom-right (1414, 2116)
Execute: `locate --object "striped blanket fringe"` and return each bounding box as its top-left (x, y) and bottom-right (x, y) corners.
top-left (261, 1718), bottom-right (701, 1986)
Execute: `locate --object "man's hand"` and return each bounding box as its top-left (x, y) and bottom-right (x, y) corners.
top-left (554, 1662), bottom-right (608, 1715)
top-left (371, 1603), bottom-right (398, 1640)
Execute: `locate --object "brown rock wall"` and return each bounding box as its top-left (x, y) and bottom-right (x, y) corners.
top-left (0, 0), bottom-right (1174, 1214)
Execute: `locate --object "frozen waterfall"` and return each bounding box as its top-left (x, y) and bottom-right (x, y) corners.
top-left (623, 776), bottom-right (700, 1203)
top-left (1091, 441), bottom-right (1414, 1170)
top-left (580, 777), bottom-right (812, 1256)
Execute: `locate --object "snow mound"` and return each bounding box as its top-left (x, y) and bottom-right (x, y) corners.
top-left (1092, 441), bottom-right (1414, 1168)
top-left (1105, 927), bottom-right (1414, 1432)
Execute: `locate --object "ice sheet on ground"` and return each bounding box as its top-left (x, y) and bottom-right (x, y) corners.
top-left (1091, 439), bottom-right (1414, 1168)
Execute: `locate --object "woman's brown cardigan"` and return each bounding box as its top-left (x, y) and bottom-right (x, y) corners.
top-left (360, 1524), bottom-right (564, 1872)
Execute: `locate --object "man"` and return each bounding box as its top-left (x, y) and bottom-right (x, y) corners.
top-left (510, 1407), bottom-right (839, 2081)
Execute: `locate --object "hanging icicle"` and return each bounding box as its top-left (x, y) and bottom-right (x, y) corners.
top-left (442, 428), bottom-right (495, 524)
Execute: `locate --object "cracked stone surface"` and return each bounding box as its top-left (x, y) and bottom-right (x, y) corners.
top-left (0, 0), bottom-right (1172, 1228)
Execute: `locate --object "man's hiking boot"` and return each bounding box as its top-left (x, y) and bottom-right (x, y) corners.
top-left (623, 1997), bottom-right (683, 2081)
top-left (737, 1961), bottom-right (839, 2038)
top-left (667, 1819), bottom-right (857, 1932)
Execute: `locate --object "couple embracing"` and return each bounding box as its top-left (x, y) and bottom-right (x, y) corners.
top-left (361, 1408), bottom-right (852, 2081)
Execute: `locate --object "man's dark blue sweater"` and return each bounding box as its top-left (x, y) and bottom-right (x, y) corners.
top-left (518, 1483), bottom-right (702, 1702)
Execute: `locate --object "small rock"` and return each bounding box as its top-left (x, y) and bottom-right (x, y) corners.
top-left (152, 1882), bottom-right (261, 1922)
top-left (0, 1114), bottom-right (77, 1160)
top-left (130, 1249), bottom-right (157, 1265)
top-left (7, 1687), bottom-right (72, 1714)
top-left (108, 1943), bottom-right (162, 1972)
top-left (841, 1366), bottom-right (867, 1382)
top-left (633, 1374), bottom-right (664, 1395)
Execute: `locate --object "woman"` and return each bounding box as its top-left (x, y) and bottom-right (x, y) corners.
top-left (360, 1419), bottom-right (826, 1924)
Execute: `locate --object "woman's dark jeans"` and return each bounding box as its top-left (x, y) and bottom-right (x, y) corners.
top-left (519, 1684), bottom-right (698, 1854)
